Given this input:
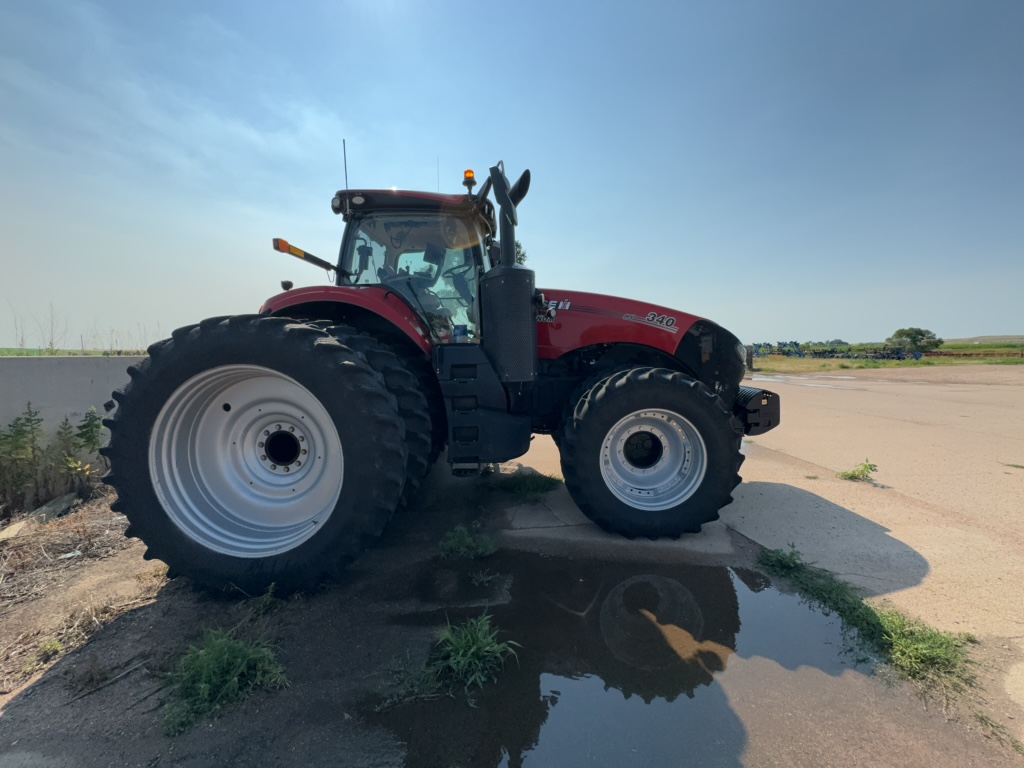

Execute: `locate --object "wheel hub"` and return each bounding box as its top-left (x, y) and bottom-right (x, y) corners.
top-left (599, 408), bottom-right (707, 511)
top-left (258, 423), bottom-right (307, 472)
top-left (622, 431), bottom-right (664, 469)
top-left (149, 365), bottom-right (344, 558)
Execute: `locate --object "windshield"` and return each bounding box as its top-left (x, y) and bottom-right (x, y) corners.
top-left (339, 213), bottom-right (485, 339)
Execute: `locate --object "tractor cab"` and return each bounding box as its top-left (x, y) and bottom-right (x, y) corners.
top-left (330, 167), bottom-right (540, 472)
top-left (337, 209), bottom-right (488, 344)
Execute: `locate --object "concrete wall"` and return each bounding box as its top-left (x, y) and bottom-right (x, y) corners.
top-left (0, 357), bottom-right (145, 429)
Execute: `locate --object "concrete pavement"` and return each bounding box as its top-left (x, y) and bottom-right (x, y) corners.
top-left (492, 365), bottom-right (1024, 738)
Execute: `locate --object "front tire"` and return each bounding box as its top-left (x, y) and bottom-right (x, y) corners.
top-left (101, 316), bottom-right (407, 593)
top-left (559, 367), bottom-right (743, 538)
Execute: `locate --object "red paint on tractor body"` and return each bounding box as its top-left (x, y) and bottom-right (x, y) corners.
top-left (534, 290), bottom-right (703, 360)
top-left (261, 287), bottom-right (703, 363)
top-left (259, 286), bottom-right (433, 355)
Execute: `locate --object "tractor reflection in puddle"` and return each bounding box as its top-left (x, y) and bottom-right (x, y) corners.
top-left (373, 552), bottom-right (770, 767)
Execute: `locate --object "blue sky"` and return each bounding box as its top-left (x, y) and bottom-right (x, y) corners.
top-left (1, 0), bottom-right (1021, 348)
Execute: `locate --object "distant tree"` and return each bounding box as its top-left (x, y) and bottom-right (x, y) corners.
top-left (515, 240), bottom-right (527, 265)
top-left (885, 327), bottom-right (943, 353)
top-left (826, 339), bottom-right (849, 346)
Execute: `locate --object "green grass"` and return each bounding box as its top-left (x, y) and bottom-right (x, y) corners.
top-left (1002, 463), bottom-right (1024, 471)
top-left (438, 525), bottom-right (496, 560)
top-left (469, 569), bottom-right (500, 587)
top-left (163, 630), bottom-right (288, 736)
top-left (754, 355), bottom-right (1024, 374)
top-left (758, 547), bottom-right (975, 696)
top-left (837, 459), bottom-right (878, 482)
top-left (489, 471), bottom-right (562, 504)
top-left (429, 614), bottom-right (519, 694)
top-left (941, 342), bottom-right (1024, 351)
top-left (875, 609), bottom-right (974, 686)
top-left (374, 615), bottom-right (520, 712)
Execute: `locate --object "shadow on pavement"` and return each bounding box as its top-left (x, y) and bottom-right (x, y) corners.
top-left (726, 481), bottom-right (931, 597)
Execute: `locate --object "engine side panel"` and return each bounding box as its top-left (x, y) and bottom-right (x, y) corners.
top-left (535, 289), bottom-right (703, 360)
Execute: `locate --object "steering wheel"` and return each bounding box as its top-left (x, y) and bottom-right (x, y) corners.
top-left (442, 263), bottom-right (474, 279)
top-left (441, 263), bottom-right (474, 307)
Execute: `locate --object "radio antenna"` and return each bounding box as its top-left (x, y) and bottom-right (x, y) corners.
top-left (343, 139), bottom-right (351, 216)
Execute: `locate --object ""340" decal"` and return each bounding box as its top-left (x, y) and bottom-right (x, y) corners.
top-left (645, 312), bottom-right (676, 328)
top-left (623, 312), bottom-right (680, 333)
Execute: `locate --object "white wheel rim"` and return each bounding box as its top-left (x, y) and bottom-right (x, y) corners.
top-left (149, 365), bottom-right (343, 558)
top-left (599, 408), bottom-right (707, 511)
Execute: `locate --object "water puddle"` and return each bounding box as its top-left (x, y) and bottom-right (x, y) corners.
top-left (368, 551), bottom-right (863, 767)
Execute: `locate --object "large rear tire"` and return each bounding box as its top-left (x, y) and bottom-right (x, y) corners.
top-left (319, 325), bottom-right (432, 508)
top-left (559, 367), bottom-right (743, 538)
top-left (101, 316), bottom-right (407, 593)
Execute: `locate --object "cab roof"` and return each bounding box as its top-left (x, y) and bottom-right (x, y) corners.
top-left (332, 189), bottom-right (496, 235)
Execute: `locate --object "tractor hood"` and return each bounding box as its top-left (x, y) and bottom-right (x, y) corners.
top-left (534, 290), bottom-right (705, 359)
top-left (534, 289), bottom-right (746, 400)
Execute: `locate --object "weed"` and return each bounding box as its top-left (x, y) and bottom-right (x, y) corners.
top-left (876, 608), bottom-right (975, 691)
top-left (973, 710), bottom-right (1024, 755)
top-left (758, 547), bottom-right (975, 697)
top-left (22, 637), bottom-right (66, 674)
top-left (428, 614), bottom-right (519, 695)
top-left (439, 525), bottom-right (496, 560)
top-left (1002, 463), bottom-right (1024, 470)
top-left (38, 638), bottom-right (63, 662)
top-left (235, 583), bottom-right (282, 623)
top-left (469, 569), bottom-right (500, 587)
top-left (163, 629), bottom-right (288, 736)
top-left (805, 475), bottom-right (819, 480)
top-left (837, 459), bottom-right (878, 482)
top-left (0, 404), bottom-right (107, 521)
top-left (490, 471), bottom-right (561, 503)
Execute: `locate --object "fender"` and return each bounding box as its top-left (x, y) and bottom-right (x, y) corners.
top-left (259, 285), bottom-right (432, 355)
top-left (535, 290), bottom-right (704, 360)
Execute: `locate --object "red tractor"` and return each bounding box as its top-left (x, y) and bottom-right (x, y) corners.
top-left (102, 162), bottom-right (779, 592)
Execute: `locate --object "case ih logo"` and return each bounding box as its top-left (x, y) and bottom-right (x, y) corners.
top-left (536, 299), bottom-right (571, 323)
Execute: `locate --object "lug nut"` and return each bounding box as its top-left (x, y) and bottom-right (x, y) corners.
top-left (284, 467), bottom-right (290, 473)
top-left (258, 441), bottom-right (264, 448)
top-left (301, 449), bottom-right (307, 456)
top-left (264, 430), bottom-right (270, 436)
top-left (289, 426), bottom-right (295, 433)
top-left (261, 454), bottom-right (267, 461)
top-left (295, 461), bottom-right (302, 467)
top-left (270, 464), bottom-right (277, 470)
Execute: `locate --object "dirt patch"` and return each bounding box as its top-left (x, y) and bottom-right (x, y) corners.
top-left (0, 491), bottom-right (168, 701)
